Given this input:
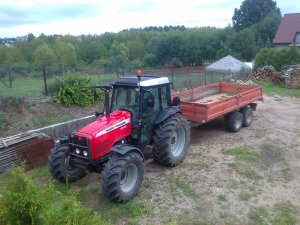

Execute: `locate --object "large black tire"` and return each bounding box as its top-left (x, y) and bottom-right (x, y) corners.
top-left (101, 151), bottom-right (144, 202)
top-left (226, 111), bottom-right (243, 133)
top-left (240, 107), bottom-right (253, 127)
top-left (153, 114), bottom-right (190, 167)
top-left (48, 144), bottom-right (86, 182)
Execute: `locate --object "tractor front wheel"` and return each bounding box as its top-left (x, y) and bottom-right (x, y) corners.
top-left (48, 144), bottom-right (86, 182)
top-left (153, 114), bottom-right (190, 167)
top-left (101, 151), bottom-right (144, 202)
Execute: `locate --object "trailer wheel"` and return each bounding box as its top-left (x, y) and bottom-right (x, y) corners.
top-left (101, 151), bottom-right (144, 202)
top-left (153, 114), bottom-right (190, 167)
top-left (240, 107), bottom-right (253, 127)
top-left (226, 111), bottom-right (243, 133)
top-left (48, 144), bottom-right (86, 182)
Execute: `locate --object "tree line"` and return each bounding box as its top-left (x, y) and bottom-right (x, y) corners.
top-left (0, 0), bottom-right (282, 69)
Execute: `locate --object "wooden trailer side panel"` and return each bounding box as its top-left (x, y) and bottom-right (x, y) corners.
top-left (172, 83), bottom-right (263, 123)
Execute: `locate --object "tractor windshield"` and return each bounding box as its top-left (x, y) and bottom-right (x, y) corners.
top-left (111, 86), bottom-right (139, 114)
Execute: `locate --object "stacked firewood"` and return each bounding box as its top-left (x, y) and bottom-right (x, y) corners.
top-left (248, 66), bottom-right (284, 83)
top-left (282, 65), bottom-right (300, 88)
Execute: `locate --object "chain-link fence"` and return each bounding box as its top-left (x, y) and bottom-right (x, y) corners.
top-left (0, 64), bottom-right (250, 97)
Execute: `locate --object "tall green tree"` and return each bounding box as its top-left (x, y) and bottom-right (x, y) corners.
top-left (53, 40), bottom-right (77, 69)
top-left (33, 44), bottom-right (57, 66)
top-left (33, 44), bottom-right (57, 95)
top-left (232, 0), bottom-right (281, 31)
top-left (253, 11), bottom-right (282, 48)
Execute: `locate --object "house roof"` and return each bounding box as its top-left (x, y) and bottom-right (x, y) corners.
top-left (273, 13), bottom-right (300, 44)
top-left (206, 55), bottom-right (251, 73)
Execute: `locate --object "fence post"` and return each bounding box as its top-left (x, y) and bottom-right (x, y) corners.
top-left (43, 65), bottom-right (48, 96)
top-left (205, 70), bottom-right (207, 85)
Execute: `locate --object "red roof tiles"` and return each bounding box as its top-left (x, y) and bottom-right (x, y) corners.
top-left (273, 13), bottom-right (300, 44)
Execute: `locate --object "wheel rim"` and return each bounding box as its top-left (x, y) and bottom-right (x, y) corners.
top-left (171, 126), bottom-right (186, 157)
top-left (234, 115), bottom-right (243, 129)
top-left (64, 155), bottom-right (73, 172)
top-left (245, 111), bottom-right (253, 124)
top-left (120, 164), bottom-right (138, 193)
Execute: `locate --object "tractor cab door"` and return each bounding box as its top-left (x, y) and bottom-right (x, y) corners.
top-left (140, 86), bottom-right (160, 143)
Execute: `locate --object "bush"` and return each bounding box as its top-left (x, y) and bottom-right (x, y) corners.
top-left (0, 167), bottom-right (47, 225)
top-left (0, 167), bottom-right (106, 225)
top-left (53, 73), bottom-right (94, 107)
top-left (255, 45), bottom-right (300, 71)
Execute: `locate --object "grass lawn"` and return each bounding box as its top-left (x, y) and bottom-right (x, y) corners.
top-left (259, 82), bottom-right (300, 98)
top-left (0, 71), bottom-right (233, 97)
top-left (0, 74), bottom-right (117, 97)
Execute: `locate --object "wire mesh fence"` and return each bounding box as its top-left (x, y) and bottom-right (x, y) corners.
top-left (0, 64), bottom-right (250, 97)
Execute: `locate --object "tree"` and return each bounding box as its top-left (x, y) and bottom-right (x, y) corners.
top-left (33, 44), bottom-right (57, 95)
top-left (53, 40), bottom-right (77, 71)
top-left (33, 44), bottom-right (57, 66)
top-left (253, 11), bottom-right (282, 47)
top-left (232, 0), bottom-right (281, 31)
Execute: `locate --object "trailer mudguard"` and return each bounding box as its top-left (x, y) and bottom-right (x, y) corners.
top-left (154, 106), bottom-right (181, 125)
top-left (111, 145), bottom-right (144, 161)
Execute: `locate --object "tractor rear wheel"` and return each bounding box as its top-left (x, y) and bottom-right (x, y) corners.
top-left (101, 151), bottom-right (144, 202)
top-left (153, 114), bottom-right (190, 167)
top-left (226, 111), bottom-right (243, 132)
top-left (48, 144), bottom-right (86, 182)
top-left (240, 107), bottom-right (253, 127)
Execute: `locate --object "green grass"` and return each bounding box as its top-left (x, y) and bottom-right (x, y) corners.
top-left (248, 202), bottom-right (297, 225)
top-left (224, 146), bottom-right (262, 180)
top-left (0, 74), bottom-right (117, 97)
top-left (217, 194), bottom-right (227, 202)
top-left (223, 146), bottom-right (261, 163)
top-left (258, 81), bottom-right (300, 98)
top-left (273, 202), bottom-right (297, 225)
top-left (239, 190), bottom-right (253, 201)
top-left (248, 207), bottom-right (269, 225)
top-left (0, 72), bottom-right (228, 97)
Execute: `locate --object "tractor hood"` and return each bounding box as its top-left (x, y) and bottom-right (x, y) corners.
top-left (78, 110), bottom-right (132, 138)
top-left (76, 110), bottom-right (132, 159)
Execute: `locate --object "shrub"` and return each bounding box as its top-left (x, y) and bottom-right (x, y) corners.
top-left (53, 73), bottom-right (94, 107)
top-left (0, 167), bottom-right (47, 225)
top-left (0, 167), bottom-right (106, 225)
top-left (255, 45), bottom-right (300, 71)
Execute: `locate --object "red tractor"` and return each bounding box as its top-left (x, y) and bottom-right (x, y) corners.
top-left (48, 72), bottom-right (190, 202)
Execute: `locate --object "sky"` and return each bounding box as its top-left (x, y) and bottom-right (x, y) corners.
top-left (0, 0), bottom-right (299, 38)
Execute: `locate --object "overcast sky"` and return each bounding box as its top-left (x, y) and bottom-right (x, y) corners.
top-left (0, 0), bottom-right (299, 38)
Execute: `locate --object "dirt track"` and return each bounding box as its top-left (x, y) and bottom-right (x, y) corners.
top-left (139, 94), bottom-right (300, 224)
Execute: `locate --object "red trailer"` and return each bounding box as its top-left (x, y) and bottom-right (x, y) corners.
top-left (172, 82), bottom-right (263, 130)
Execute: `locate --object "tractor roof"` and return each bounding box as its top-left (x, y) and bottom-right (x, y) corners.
top-left (113, 76), bottom-right (169, 87)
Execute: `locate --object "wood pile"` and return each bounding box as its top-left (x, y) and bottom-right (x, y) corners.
top-left (248, 66), bottom-right (284, 83)
top-left (282, 65), bottom-right (300, 88)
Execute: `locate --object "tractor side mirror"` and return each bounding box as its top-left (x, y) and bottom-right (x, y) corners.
top-left (172, 97), bottom-right (181, 106)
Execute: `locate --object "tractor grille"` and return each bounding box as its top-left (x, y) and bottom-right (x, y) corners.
top-left (69, 134), bottom-right (90, 159)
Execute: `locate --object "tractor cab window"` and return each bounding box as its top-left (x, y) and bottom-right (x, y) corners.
top-left (111, 86), bottom-right (138, 114)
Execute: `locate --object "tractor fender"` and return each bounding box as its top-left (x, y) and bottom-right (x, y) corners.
top-left (154, 106), bottom-right (181, 125)
top-left (111, 145), bottom-right (145, 162)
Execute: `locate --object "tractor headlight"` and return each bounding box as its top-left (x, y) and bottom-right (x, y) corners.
top-left (75, 148), bottom-right (80, 154)
top-left (83, 150), bottom-right (88, 157)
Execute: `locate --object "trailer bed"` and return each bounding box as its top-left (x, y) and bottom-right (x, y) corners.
top-left (171, 83), bottom-right (263, 124)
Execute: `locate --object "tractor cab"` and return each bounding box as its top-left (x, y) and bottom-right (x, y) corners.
top-left (111, 76), bottom-right (173, 148)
